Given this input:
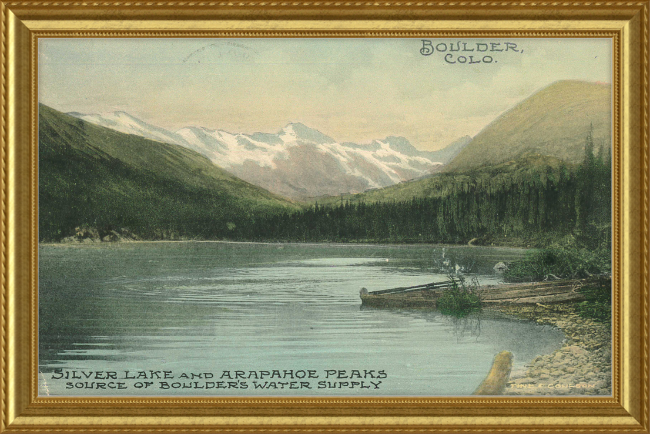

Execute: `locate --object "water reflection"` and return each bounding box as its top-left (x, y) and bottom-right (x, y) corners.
top-left (39, 242), bottom-right (560, 396)
top-left (446, 313), bottom-right (482, 343)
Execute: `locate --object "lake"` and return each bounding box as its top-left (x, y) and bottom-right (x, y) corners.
top-left (38, 242), bottom-right (564, 396)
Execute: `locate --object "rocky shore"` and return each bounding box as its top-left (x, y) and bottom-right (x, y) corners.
top-left (53, 226), bottom-right (199, 244)
top-left (494, 303), bottom-right (612, 396)
top-left (59, 226), bottom-right (141, 243)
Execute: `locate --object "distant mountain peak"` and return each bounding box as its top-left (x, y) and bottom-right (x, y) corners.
top-left (68, 110), bottom-right (187, 146)
top-left (280, 122), bottom-right (335, 145)
top-left (66, 109), bottom-right (450, 200)
top-left (381, 136), bottom-right (419, 155)
top-left (285, 121), bottom-right (307, 128)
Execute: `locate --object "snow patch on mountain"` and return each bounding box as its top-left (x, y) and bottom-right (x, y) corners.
top-left (176, 127), bottom-right (289, 169)
top-left (72, 111), bottom-right (186, 146)
top-left (68, 110), bottom-right (461, 200)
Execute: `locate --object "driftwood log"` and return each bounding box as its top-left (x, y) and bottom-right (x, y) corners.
top-left (473, 351), bottom-right (513, 395)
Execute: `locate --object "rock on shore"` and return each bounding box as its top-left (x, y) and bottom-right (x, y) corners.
top-left (495, 303), bottom-right (611, 396)
top-left (61, 226), bottom-right (141, 243)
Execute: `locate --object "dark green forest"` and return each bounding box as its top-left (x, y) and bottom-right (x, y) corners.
top-left (40, 104), bottom-right (611, 250)
top-left (233, 138), bottom-right (611, 249)
top-left (38, 104), bottom-right (297, 242)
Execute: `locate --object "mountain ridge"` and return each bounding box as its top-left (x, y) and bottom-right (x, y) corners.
top-left (40, 103), bottom-right (297, 241)
top-left (444, 80), bottom-right (611, 172)
top-left (68, 111), bottom-right (466, 200)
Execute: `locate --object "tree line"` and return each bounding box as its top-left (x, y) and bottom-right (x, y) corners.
top-left (42, 126), bottom-right (611, 249)
top-left (232, 136), bottom-right (611, 248)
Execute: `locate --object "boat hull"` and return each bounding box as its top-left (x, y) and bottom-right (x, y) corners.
top-left (359, 277), bottom-right (603, 309)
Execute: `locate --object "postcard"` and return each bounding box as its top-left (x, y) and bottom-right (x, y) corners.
top-left (37, 37), bottom-right (613, 397)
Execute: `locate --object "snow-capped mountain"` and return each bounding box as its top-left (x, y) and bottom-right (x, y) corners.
top-left (68, 111), bottom-right (458, 200)
top-left (69, 111), bottom-right (188, 146)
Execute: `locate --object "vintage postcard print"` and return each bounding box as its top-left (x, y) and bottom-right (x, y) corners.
top-left (37, 37), bottom-right (613, 397)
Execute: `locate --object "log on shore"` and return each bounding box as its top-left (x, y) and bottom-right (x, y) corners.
top-left (473, 351), bottom-right (513, 395)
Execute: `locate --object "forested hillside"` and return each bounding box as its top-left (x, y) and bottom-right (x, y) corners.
top-left (244, 136), bottom-right (611, 247)
top-left (39, 104), bottom-right (298, 242)
top-left (40, 102), bottom-right (611, 249)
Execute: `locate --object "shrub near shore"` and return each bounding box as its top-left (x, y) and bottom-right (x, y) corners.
top-left (503, 246), bottom-right (610, 283)
top-left (503, 244), bottom-right (611, 323)
top-left (436, 276), bottom-right (482, 317)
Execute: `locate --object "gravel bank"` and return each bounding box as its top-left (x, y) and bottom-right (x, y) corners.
top-left (494, 303), bottom-right (611, 396)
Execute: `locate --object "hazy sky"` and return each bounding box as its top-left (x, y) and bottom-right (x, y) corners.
top-left (39, 38), bottom-right (611, 151)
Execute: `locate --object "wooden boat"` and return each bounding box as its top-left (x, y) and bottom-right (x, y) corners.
top-left (359, 276), bottom-right (606, 309)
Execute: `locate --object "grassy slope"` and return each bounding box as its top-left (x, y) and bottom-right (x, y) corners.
top-left (39, 104), bottom-right (298, 241)
top-left (444, 80), bottom-right (611, 172)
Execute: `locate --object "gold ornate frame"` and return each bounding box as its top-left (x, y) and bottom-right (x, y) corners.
top-left (1, 2), bottom-right (648, 432)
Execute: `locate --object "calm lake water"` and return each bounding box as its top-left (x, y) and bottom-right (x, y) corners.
top-left (38, 242), bottom-right (564, 396)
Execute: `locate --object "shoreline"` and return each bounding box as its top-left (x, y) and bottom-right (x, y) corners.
top-left (40, 238), bottom-right (609, 396)
top-left (493, 303), bottom-right (612, 396)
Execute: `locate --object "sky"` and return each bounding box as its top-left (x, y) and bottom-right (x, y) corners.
top-left (39, 38), bottom-right (612, 151)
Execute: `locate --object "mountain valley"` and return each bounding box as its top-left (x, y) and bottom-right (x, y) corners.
top-left (70, 112), bottom-right (466, 200)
